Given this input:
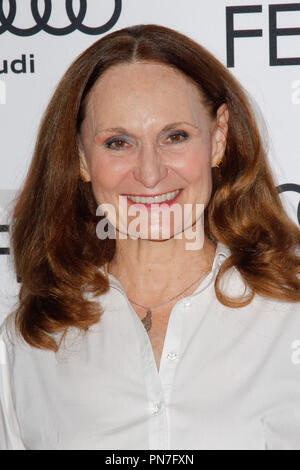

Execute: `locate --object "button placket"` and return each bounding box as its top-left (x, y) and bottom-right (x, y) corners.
top-left (126, 297), bottom-right (167, 449)
top-left (121, 289), bottom-right (188, 449)
top-left (159, 300), bottom-right (185, 405)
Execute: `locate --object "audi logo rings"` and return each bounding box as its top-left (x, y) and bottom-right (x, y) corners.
top-left (0, 0), bottom-right (122, 36)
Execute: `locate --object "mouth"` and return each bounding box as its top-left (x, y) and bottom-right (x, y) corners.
top-left (123, 188), bottom-right (183, 207)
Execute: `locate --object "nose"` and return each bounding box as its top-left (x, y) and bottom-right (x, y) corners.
top-left (132, 144), bottom-right (168, 188)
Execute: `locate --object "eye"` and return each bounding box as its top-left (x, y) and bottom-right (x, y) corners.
top-left (104, 136), bottom-right (130, 150)
top-left (104, 130), bottom-right (189, 150)
top-left (167, 131), bottom-right (189, 143)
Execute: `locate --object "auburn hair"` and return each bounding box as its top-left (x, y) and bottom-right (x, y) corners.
top-left (7, 24), bottom-right (300, 352)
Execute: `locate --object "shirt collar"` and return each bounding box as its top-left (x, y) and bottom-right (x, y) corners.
top-left (211, 240), bottom-right (232, 271)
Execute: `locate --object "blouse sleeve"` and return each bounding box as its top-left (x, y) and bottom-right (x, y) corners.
top-left (0, 330), bottom-right (26, 450)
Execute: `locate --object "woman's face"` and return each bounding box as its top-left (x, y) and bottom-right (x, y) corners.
top-left (78, 61), bottom-right (228, 241)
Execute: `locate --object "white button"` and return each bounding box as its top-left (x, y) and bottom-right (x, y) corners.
top-left (184, 298), bottom-right (191, 307)
top-left (151, 402), bottom-right (162, 414)
top-left (167, 351), bottom-right (178, 361)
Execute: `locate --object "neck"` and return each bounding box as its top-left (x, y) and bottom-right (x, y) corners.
top-left (107, 234), bottom-right (217, 305)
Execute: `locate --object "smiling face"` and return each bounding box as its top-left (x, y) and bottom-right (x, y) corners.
top-left (78, 61), bottom-right (228, 241)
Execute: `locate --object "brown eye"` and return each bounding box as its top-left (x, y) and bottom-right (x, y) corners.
top-left (113, 140), bottom-right (125, 148)
top-left (104, 137), bottom-right (129, 150)
top-left (168, 131), bottom-right (189, 143)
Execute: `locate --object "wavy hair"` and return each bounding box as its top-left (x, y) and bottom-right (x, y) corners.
top-left (7, 24), bottom-right (300, 351)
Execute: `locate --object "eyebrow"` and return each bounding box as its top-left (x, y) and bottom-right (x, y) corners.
top-left (96, 121), bottom-right (199, 135)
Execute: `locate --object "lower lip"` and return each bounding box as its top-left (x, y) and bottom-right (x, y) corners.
top-left (124, 189), bottom-right (183, 210)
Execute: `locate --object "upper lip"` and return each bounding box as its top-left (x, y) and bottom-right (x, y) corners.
top-left (123, 189), bottom-right (182, 197)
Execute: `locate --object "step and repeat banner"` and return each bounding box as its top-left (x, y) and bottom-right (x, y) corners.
top-left (0, 0), bottom-right (299, 323)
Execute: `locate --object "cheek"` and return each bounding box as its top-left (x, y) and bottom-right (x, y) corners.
top-left (179, 144), bottom-right (211, 183)
top-left (89, 153), bottom-right (129, 190)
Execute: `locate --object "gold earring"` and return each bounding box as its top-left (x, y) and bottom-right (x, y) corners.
top-left (80, 175), bottom-right (90, 183)
top-left (215, 158), bottom-right (223, 168)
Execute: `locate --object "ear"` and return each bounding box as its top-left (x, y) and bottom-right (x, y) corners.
top-left (77, 135), bottom-right (91, 182)
top-left (210, 103), bottom-right (229, 168)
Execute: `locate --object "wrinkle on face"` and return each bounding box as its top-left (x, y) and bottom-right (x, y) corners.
top-left (81, 62), bottom-right (214, 154)
top-left (77, 61), bottom-right (228, 243)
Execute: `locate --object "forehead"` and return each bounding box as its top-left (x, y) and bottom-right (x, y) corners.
top-left (85, 61), bottom-right (206, 115)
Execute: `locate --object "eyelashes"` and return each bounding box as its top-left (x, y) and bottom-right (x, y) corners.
top-left (104, 130), bottom-right (189, 151)
top-left (168, 130), bottom-right (189, 144)
top-left (104, 136), bottom-right (129, 150)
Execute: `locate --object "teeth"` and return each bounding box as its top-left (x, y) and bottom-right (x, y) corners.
top-left (127, 189), bottom-right (180, 204)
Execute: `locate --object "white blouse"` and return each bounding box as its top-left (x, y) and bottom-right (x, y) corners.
top-left (1, 241), bottom-right (300, 450)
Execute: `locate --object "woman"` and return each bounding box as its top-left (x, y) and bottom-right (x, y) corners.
top-left (0, 24), bottom-right (300, 450)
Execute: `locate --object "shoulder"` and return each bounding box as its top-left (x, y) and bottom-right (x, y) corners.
top-left (229, 292), bottom-right (300, 347)
top-left (0, 312), bottom-right (64, 365)
top-left (213, 260), bottom-right (300, 337)
top-left (0, 314), bottom-right (16, 371)
top-left (252, 295), bottom-right (300, 317)
top-left (0, 313), bottom-right (16, 350)
top-left (0, 313), bottom-right (30, 366)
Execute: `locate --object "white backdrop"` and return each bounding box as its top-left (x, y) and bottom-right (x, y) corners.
top-left (0, 0), bottom-right (299, 324)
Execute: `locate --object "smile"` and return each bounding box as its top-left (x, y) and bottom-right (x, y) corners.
top-left (125, 189), bottom-right (181, 204)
